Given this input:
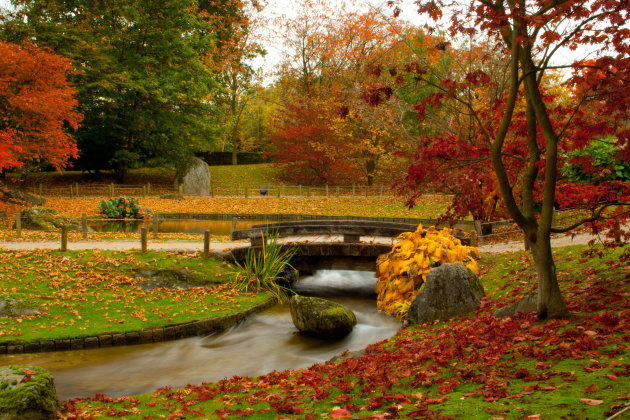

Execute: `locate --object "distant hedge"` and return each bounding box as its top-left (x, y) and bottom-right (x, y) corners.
top-left (196, 152), bottom-right (266, 166)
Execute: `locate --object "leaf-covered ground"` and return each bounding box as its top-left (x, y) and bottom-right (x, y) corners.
top-left (65, 244), bottom-right (630, 419)
top-left (0, 250), bottom-right (268, 343)
top-left (37, 196), bottom-right (449, 220)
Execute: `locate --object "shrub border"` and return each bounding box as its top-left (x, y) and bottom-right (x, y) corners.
top-left (0, 298), bottom-right (276, 355)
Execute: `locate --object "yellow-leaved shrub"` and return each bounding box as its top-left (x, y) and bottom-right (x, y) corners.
top-left (375, 224), bottom-right (480, 319)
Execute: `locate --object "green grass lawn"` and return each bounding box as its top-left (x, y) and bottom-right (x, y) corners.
top-left (0, 250), bottom-right (270, 344)
top-left (66, 244), bottom-right (629, 419)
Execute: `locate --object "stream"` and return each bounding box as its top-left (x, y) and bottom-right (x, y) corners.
top-left (0, 270), bottom-right (400, 400)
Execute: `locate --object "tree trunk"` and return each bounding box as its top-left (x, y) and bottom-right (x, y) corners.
top-left (231, 148), bottom-right (238, 165)
top-left (531, 234), bottom-right (569, 319)
top-left (116, 163), bottom-right (128, 184)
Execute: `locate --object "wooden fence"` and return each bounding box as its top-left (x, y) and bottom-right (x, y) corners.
top-left (26, 182), bottom-right (396, 198)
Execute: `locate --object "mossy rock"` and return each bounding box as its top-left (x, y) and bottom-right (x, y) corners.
top-left (0, 297), bottom-right (40, 318)
top-left (289, 295), bottom-right (357, 339)
top-left (15, 208), bottom-right (78, 231)
top-left (0, 366), bottom-right (59, 420)
top-left (134, 269), bottom-right (211, 291)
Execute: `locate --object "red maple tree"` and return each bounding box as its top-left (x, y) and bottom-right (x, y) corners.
top-left (0, 40), bottom-right (82, 172)
top-left (389, 0), bottom-right (630, 319)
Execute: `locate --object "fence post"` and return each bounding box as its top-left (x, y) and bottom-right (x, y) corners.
top-left (81, 214), bottom-right (88, 240)
top-left (38, 183), bottom-right (43, 196)
top-left (352, 184), bottom-right (356, 196)
top-left (147, 182), bottom-right (151, 196)
top-left (178, 184), bottom-right (183, 196)
top-left (277, 185), bottom-right (281, 198)
top-left (152, 216), bottom-right (158, 239)
top-left (244, 187), bottom-right (248, 198)
top-left (75, 182), bottom-right (79, 197)
top-left (60, 225), bottom-right (68, 252)
top-left (141, 227), bottom-right (147, 253)
top-left (231, 217), bottom-right (237, 235)
top-left (15, 213), bottom-right (21, 238)
top-left (142, 185), bottom-right (146, 198)
top-left (380, 185), bottom-right (384, 198)
top-left (325, 185), bottom-right (329, 197)
top-left (365, 186), bottom-right (369, 197)
top-left (69, 185), bottom-right (74, 198)
top-left (203, 230), bottom-right (210, 259)
top-left (470, 230), bottom-right (478, 247)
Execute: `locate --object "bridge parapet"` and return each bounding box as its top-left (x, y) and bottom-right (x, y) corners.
top-left (231, 219), bottom-right (419, 246)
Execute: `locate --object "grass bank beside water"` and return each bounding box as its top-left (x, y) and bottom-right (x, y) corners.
top-left (0, 250), bottom-right (269, 345)
top-left (67, 244), bottom-right (630, 419)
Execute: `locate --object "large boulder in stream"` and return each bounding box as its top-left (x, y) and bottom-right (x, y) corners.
top-left (407, 263), bottom-right (485, 325)
top-left (289, 295), bottom-right (357, 339)
top-left (175, 157), bottom-right (212, 196)
top-left (0, 366), bottom-right (59, 420)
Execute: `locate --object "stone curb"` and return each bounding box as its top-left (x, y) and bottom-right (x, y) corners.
top-left (0, 298), bottom-right (276, 355)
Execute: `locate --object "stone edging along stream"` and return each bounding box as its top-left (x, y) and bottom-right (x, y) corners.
top-left (0, 298), bottom-right (277, 355)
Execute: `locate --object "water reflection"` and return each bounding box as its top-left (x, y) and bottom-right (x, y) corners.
top-left (88, 219), bottom-right (272, 236)
top-left (0, 271), bottom-right (400, 400)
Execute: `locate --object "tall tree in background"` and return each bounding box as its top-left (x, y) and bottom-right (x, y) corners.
top-left (270, 1), bottom-right (416, 185)
top-left (388, 0), bottom-right (630, 319)
top-left (0, 40), bottom-right (81, 173)
top-left (7, 0), bottom-right (228, 181)
top-left (212, 1), bottom-right (266, 165)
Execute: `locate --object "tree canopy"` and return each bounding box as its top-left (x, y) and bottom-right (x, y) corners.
top-left (384, 0), bottom-right (630, 319)
top-left (4, 0), bottom-right (260, 180)
top-left (0, 40), bottom-right (81, 172)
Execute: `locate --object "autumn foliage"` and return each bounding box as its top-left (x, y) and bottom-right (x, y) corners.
top-left (375, 224), bottom-right (480, 318)
top-left (0, 129), bottom-right (21, 171)
top-left (0, 40), bottom-right (81, 171)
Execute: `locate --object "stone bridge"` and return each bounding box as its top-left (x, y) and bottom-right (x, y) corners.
top-left (229, 220), bottom-right (468, 272)
top-left (230, 239), bottom-right (394, 272)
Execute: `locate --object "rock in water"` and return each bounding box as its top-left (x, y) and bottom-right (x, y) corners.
top-left (176, 157), bottom-right (212, 196)
top-left (407, 263), bottom-right (485, 325)
top-left (0, 366), bottom-right (59, 420)
top-left (289, 295), bottom-right (357, 339)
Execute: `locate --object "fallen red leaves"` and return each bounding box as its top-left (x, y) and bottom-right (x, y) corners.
top-left (63, 246), bottom-right (629, 418)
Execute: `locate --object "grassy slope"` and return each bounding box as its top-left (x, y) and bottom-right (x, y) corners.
top-left (0, 250), bottom-right (269, 343)
top-left (4, 164), bottom-right (282, 189)
top-left (69, 244), bottom-right (630, 419)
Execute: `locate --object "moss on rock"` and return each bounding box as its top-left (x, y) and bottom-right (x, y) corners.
top-left (0, 366), bottom-right (59, 420)
top-left (289, 295), bottom-right (357, 339)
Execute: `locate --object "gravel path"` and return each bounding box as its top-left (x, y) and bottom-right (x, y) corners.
top-left (0, 231), bottom-right (600, 253)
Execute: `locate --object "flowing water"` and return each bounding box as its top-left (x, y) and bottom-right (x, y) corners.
top-left (0, 270), bottom-right (400, 400)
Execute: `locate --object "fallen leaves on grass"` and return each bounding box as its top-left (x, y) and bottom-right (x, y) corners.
top-left (65, 245), bottom-right (630, 419)
top-left (0, 250), bottom-right (256, 343)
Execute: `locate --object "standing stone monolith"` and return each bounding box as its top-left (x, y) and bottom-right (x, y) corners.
top-left (175, 157), bottom-right (212, 196)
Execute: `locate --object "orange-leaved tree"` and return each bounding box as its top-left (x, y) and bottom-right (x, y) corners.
top-left (0, 40), bottom-right (82, 173)
top-left (269, 1), bottom-right (416, 185)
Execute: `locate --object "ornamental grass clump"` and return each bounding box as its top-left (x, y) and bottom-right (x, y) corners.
top-left (98, 197), bottom-right (144, 219)
top-left (375, 224), bottom-right (480, 319)
top-left (232, 231), bottom-right (297, 303)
